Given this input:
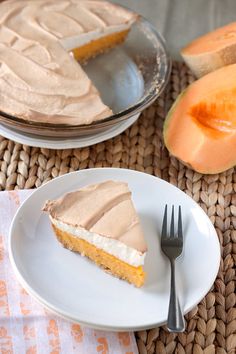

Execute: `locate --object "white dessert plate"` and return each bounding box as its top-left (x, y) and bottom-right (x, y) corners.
top-left (9, 168), bottom-right (220, 331)
top-left (0, 114), bottom-right (139, 149)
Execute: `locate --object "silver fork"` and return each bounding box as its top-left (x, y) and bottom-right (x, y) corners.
top-left (161, 205), bottom-right (185, 332)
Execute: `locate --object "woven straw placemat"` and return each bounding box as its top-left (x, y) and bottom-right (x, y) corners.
top-left (0, 61), bottom-right (235, 354)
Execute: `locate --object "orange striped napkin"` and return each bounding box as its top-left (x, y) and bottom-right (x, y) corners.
top-left (0, 190), bottom-right (138, 354)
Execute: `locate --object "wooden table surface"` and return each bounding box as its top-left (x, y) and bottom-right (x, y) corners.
top-left (117, 0), bottom-right (236, 58)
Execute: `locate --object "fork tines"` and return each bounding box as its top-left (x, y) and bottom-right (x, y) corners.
top-left (162, 205), bottom-right (183, 240)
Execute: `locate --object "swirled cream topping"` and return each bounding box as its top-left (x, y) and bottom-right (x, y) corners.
top-left (43, 180), bottom-right (147, 265)
top-left (0, 0), bottom-right (137, 125)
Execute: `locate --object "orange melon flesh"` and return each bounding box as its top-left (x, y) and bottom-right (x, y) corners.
top-left (164, 63), bottom-right (236, 174)
top-left (181, 22), bottom-right (236, 77)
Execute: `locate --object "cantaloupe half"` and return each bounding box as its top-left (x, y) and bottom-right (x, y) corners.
top-left (163, 63), bottom-right (236, 174)
top-left (181, 22), bottom-right (236, 78)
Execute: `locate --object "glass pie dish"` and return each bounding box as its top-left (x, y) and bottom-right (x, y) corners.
top-left (0, 16), bottom-right (171, 138)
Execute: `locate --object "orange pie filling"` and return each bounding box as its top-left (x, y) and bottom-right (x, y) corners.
top-left (52, 224), bottom-right (145, 288)
top-left (71, 30), bottom-right (130, 62)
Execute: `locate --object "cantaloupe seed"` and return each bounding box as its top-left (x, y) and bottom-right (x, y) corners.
top-left (190, 91), bottom-right (236, 133)
top-left (215, 30), bottom-right (236, 41)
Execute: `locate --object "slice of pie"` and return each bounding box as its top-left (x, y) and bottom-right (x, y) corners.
top-left (43, 180), bottom-right (147, 287)
top-left (0, 0), bottom-right (138, 125)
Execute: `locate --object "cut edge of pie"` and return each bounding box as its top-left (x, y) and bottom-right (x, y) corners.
top-left (51, 223), bottom-right (146, 287)
top-left (43, 180), bottom-right (147, 287)
top-left (71, 29), bottom-right (130, 62)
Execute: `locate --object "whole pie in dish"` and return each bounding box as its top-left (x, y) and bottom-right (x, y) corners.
top-left (43, 180), bottom-right (147, 287)
top-left (0, 0), bottom-right (137, 125)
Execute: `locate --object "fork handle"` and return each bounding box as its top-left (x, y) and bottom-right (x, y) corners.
top-left (167, 260), bottom-right (185, 332)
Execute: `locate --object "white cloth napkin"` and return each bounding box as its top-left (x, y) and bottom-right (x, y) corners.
top-left (0, 190), bottom-right (138, 354)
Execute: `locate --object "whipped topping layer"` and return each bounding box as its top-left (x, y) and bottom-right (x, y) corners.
top-left (50, 216), bottom-right (146, 267)
top-left (0, 0), bottom-right (137, 125)
top-left (43, 180), bottom-right (147, 256)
